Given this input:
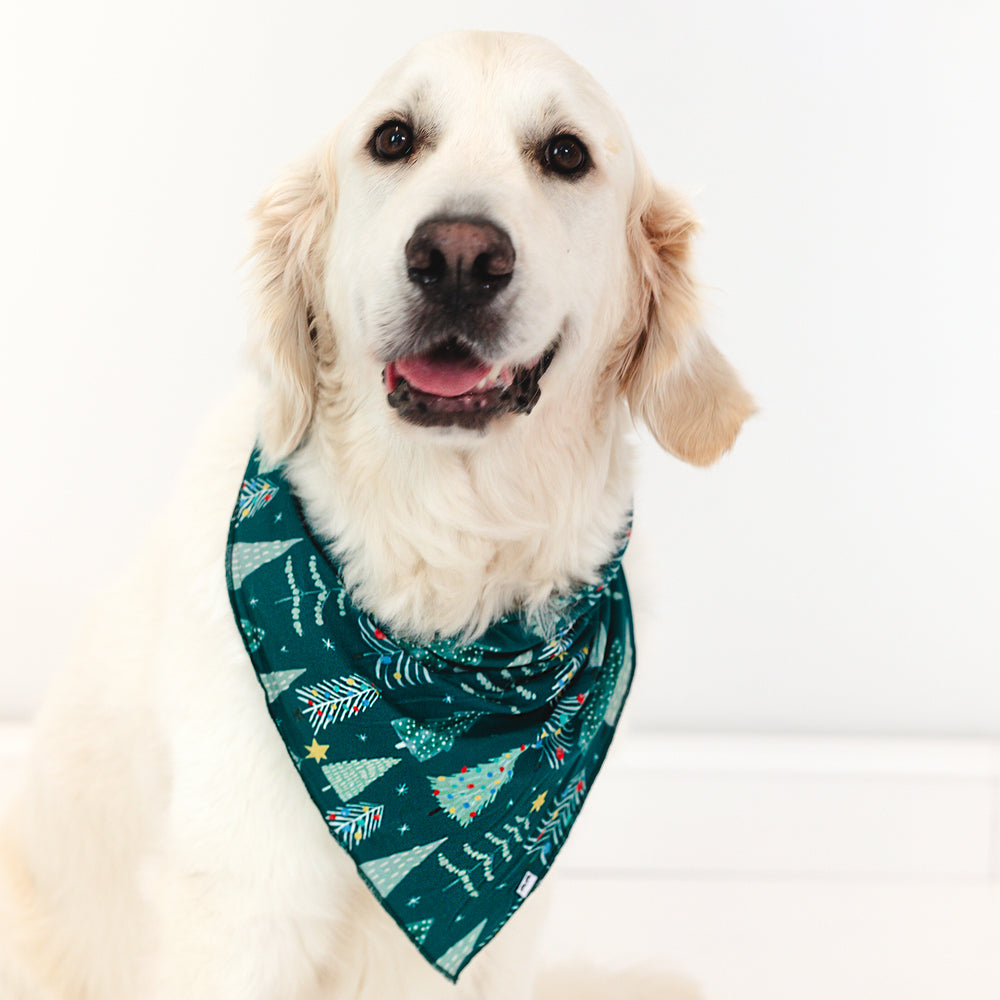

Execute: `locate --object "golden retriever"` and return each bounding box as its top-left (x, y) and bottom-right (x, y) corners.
top-left (0, 29), bottom-right (753, 1000)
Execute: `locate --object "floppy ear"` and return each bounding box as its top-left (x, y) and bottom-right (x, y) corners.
top-left (618, 176), bottom-right (755, 466)
top-left (248, 147), bottom-right (334, 460)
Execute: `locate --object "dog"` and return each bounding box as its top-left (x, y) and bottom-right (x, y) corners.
top-left (0, 30), bottom-right (753, 1000)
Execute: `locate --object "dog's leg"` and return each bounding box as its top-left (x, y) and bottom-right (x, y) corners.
top-left (0, 827), bottom-right (58, 1000)
top-left (141, 681), bottom-right (353, 998)
top-left (144, 874), bottom-right (337, 1000)
top-left (144, 854), bottom-right (545, 1000)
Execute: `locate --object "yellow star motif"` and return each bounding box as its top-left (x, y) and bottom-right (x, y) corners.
top-left (530, 790), bottom-right (548, 813)
top-left (305, 738), bottom-right (329, 762)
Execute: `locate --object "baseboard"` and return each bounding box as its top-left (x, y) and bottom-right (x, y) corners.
top-left (3, 724), bottom-right (998, 881)
top-left (561, 733), bottom-right (1000, 881)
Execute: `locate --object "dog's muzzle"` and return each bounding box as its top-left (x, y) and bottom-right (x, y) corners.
top-left (383, 214), bottom-right (556, 430)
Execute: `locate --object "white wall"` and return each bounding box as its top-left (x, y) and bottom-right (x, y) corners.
top-left (1, 0), bottom-right (997, 734)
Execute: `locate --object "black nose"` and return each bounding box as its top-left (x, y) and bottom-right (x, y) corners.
top-left (405, 217), bottom-right (515, 309)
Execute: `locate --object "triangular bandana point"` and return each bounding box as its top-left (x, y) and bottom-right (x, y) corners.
top-left (436, 919), bottom-right (488, 978)
top-left (226, 448), bottom-right (635, 980)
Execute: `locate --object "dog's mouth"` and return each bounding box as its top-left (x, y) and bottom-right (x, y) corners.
top-left (383, 339), bottom-right (557, 430)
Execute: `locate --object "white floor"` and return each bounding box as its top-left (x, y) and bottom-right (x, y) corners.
top-left (3, 726), bottom-right (1000, 1000)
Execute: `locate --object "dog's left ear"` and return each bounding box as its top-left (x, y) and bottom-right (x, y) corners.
top-left (618, 176), bottom-right (755, 466)
top-left (248, 147), bottom-right (334, 461)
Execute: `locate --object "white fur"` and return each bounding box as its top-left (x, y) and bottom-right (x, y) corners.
top-left (0, 31), bottom-right (751, 1000)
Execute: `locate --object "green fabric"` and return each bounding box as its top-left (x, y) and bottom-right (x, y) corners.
top-left (226, 448), bottom-right (635, 981)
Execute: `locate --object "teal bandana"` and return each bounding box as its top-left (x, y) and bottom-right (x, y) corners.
top-left (226, 448), bottom-right (634, 981)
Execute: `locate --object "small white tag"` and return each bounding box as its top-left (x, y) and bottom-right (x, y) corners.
top-left (515, 871), bottom-right (538, 899)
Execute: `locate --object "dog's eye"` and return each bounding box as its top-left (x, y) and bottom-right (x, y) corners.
top-left (372, 121), bottom-right (414, 161)
top-left (542, 134), bottom-right (590, 176)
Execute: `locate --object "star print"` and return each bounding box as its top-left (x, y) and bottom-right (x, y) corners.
top-left (249, 597), bottom-right (259, 607)
top-left (398, 823), bottom-right (410, 835)
top-left (281, 645), bottom-right (288, 653)
top-left (274, 512), bottom-right (283, 522)
top-left (444, 695), bottom-right (453, 704)
top-left (305, 739), bottom-right (329, 762)
top-left (323, 638), bottom-right (335, 651)
top-left (530, 791), bottom-right (548, 813)
top-left (357, 733), bottom-right (368, 742)
top-left (407, 896), bottom-right (420, 908)
top-left (396, 783), bottom-right (408, 796)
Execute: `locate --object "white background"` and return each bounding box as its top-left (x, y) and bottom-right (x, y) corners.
top-left (1, 0), bottom-right (997, 734)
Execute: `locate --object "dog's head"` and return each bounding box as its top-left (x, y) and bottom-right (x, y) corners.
top-left (249, 31), bottom-right (753, 465)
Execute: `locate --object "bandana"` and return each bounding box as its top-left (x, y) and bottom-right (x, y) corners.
top-left (226, 448), bottom-right (634, 981)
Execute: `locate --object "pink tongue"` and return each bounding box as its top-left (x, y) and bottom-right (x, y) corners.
top-left (394, 354), bottom-right (494, 398)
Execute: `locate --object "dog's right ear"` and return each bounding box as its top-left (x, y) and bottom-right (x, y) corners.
top-left (248, 147), bottom-right (334, 461)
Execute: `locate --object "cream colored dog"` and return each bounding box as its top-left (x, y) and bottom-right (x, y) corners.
top-left (0, 30), bottom-right (753, 1000)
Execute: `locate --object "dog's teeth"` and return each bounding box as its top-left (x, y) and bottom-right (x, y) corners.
top-left (472, 364), bottom-right (504, 392)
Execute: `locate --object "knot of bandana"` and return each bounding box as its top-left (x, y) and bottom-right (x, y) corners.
top-left (226, 448), bottom-right (634, 981)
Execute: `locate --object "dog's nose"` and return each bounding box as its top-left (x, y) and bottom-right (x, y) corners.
top-left (405, 217), bottom-right (515, 308)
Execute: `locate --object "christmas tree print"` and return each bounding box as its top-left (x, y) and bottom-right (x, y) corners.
top-left (437, 836), bottom-right (515, 896)
top-left (506, 649), bottom-right (533, 669)
top-left (239, 619), bottom-right (266, 653)
top-left (603, 632), bottom-right (633, 726)
top-left (525, 770), bottom-right (587, 867)
top-left (259, 667), bottom-right (306, 703)
top-left (538, 625), bottom-right (574, 661)
top-left (501, 813), bottom-right (533, 846)
top-left (435, 919), bottom-right (487, 978)
top-left (326, 802), bottom-right (383, 846)
top-left (307, 556), bottom-right (329, 627)
top-left (436, 849), bottom-right (480, 897)
top-left (359, 837), bottom-right (447, 895)
top-left (550, 647), bottom-right (587, 697)
top-left (406, 918), bottom-right (434, 948)
top-left (237, 476), bottom-right (278, 520)
top-left (226, 446), bottom-right (638, 983)
top-left (482, 829), bottom-right (514, 861)
top-left (590, 622), bottom-right (608, 666)
top-left (532, 692), bottom-right (588, 768)
top-left (321, 757), bottom-right (401, 801)
top-left (229, 539), bottom-right (301, 589)
top-left (392, 713), bottom-right (479, 762)
top-left (279, 555), bottom-right (330, 637)
top-left (577, 633), bottom-right (631, 747)
top-left (359, 617), bottom-right (433, 689)
top-left (427, 638), bottom-right (484, 668)
top-left (297, 675), bottom-right (380, 732)
top-left (428, 746), bottom-right (526, 828)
